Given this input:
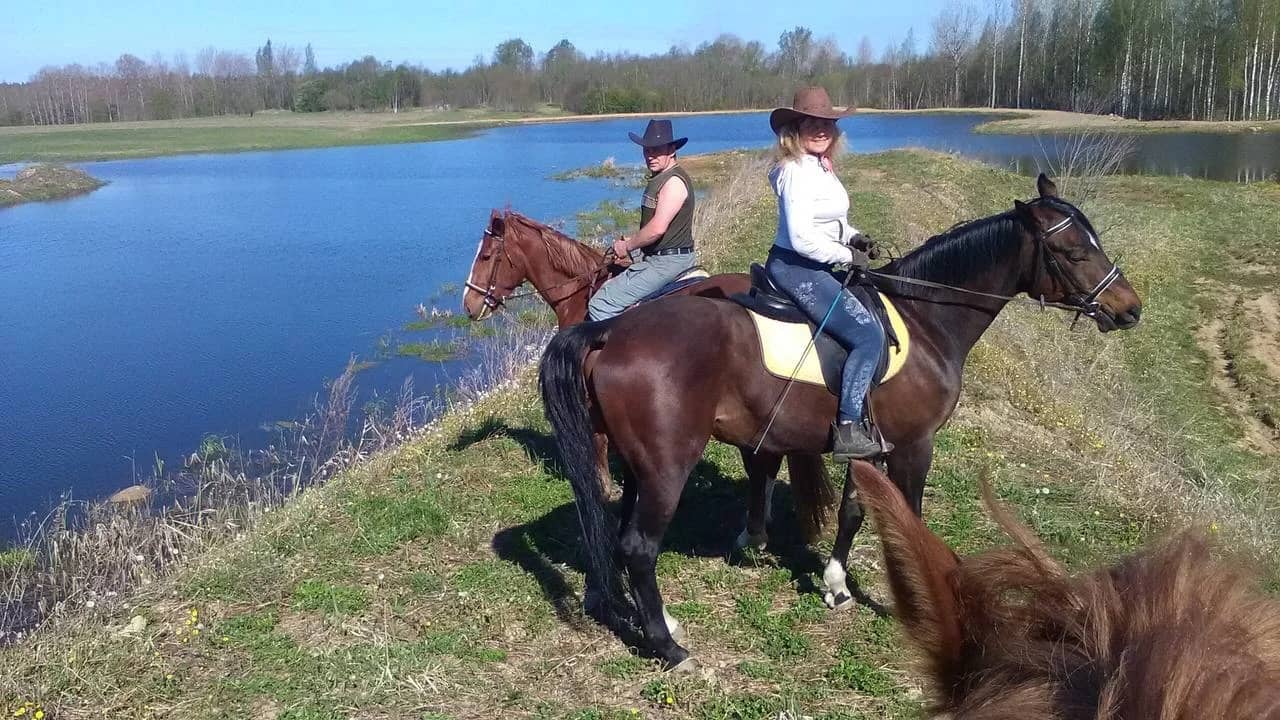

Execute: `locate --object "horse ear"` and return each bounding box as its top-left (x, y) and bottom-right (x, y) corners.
top-left (1037, 173), bottom-right (1059, 199)
top-left (1013, 199), bottom-right (1041, 231)
top-left (851, 462), bottom-right (966, 691)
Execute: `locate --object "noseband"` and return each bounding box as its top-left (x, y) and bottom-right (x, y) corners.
top-left (1031, 202), bottom-right (1123, 320)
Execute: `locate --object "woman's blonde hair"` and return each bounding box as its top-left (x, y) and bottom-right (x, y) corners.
top-left (774, 117), bottom-right (846, 167)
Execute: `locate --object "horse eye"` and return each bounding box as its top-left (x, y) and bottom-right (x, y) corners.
top-left (1067, 249), bottom-right (1089, 262)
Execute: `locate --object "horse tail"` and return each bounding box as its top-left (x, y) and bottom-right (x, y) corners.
top-left (537, 319), bottom-right (627, 620)
top-left (786, 453), bottom-right (839, 542)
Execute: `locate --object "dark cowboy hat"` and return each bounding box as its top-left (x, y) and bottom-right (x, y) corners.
top-left (769, 86), bottom-right (856, 134)
top-left (628, 119), bottom-right (688, 150)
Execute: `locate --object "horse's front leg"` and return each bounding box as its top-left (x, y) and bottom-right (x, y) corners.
top-left (822, 463), bottom-right (865, 610)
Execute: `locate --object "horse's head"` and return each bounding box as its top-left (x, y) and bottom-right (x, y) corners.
top-left (462, 210), bottom-right (527, 320)
top-left (1014, 174), bottom-right (1142, 332)
top-left (852, 461), bottom-right (1280, 719)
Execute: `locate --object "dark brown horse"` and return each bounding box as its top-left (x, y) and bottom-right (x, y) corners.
top-left (463, 209), bottom-right (835, 516)
top-left (851, 461), bottom-right (1280, 718)
top-left (539, 175), bottom-right (1143, 666)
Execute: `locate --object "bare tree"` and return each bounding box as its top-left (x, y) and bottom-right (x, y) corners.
top-left (934, 4), bottom-right (978, 105)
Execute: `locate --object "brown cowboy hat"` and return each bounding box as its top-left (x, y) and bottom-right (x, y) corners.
top-left (769, 86), bottom-right (855, 134)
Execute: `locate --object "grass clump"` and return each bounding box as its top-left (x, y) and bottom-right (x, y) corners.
top-left (0, 164), bottom-right (105, 206)
top-left (396, 340), bottom-right (465, 362)
top-left (291, 579), bottom-right (367, 615)
top-left (1221, 298), bottom-right (1280, 429)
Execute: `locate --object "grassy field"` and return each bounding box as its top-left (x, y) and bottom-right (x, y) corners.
top-left (0, 106), bottom-right (569, 163)
top-left (960, 107), bottom-right (1280, 135)
top-left (3, 149), bottom-right (1279, 719)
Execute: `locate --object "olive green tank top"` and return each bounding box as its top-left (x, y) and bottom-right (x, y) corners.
top-left (640, 165), bottom-right (694, 255)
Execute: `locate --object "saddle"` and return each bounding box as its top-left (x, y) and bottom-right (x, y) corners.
top-left (730, 263), bottom-right (909, 395)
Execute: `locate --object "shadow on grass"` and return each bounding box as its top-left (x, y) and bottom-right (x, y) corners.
top-left (455, 420), bottom-right (886, 638)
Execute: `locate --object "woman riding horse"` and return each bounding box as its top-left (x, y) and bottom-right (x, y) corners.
top-left (539, 173), bottom-right (1142, 668)
top-left (766, 87), bottom-right (886, 460)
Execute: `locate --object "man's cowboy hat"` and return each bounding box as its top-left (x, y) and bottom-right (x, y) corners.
top-left (628, 119), bottom-right (688, 150)
top-left (769, 86), bottom-right (855, 134)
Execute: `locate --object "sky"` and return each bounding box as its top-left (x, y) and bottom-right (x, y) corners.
top-left (0, 0), bottom-right (950, 83)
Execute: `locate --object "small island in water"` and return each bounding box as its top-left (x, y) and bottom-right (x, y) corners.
top-left (0, 164), bottom-right (105, 207)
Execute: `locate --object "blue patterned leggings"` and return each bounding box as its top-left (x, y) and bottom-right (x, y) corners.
top-left (765, 246), bottom-right (884, 423)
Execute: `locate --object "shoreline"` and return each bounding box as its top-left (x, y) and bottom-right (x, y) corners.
top-left (4, 106), bottom-right (1279, 164)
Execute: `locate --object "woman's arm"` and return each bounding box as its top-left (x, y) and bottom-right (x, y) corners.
top-left (778, 163), bottom-right (854, 265)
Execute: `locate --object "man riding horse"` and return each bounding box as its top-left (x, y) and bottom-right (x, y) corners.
top-left (587, 119), bottom-right (697, 321)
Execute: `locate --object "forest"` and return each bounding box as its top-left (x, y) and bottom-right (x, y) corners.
top-left (3, 0), bottom-right (1278, 126)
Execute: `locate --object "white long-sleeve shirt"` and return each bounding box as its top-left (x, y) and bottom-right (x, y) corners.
top-left (769, 154), bottom-right (860, 265)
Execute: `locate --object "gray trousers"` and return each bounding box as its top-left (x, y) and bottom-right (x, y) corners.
top-left (587, 251), bottom-right (696, 321)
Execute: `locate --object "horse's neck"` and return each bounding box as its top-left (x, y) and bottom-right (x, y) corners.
top-left (514, 222), bottom-right (604, 324)
top-left (895, 229), bottom-right (1030, 361)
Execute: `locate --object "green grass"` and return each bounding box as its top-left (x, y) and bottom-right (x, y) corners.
top-left (0, 549), bottom-right (34, 571)
top-left (4, 150), bottom-right (1278, 718)
top-left (395, 340), bottom-right (465, 362)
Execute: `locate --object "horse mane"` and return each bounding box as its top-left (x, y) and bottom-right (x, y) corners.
top-left (882, 197), bottom-right (1100, 291)
top-left (504, 211), bottom-right (604, 278)
top-left (852, 463), bottom-right (1280, 719)
top-left (882, 210), bottom-right (1025, 288)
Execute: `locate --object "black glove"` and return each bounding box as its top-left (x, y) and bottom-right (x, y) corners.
top-left (850, 232), bottom-right (881, 260)
top-left (848, 248), bottom-right (871, 269)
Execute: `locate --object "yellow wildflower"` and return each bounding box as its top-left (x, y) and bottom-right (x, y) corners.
top-left (34, 712), bottom-right (43, 720)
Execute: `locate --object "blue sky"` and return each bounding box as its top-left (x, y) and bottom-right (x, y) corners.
top-left (1, 0), bottom-right (949, 82)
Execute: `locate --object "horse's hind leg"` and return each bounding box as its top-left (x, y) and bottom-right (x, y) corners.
top-left (735, 449), bottom-right (781, 551)
top-left (617, 456), bottom-right (698, 668)
top-left (594, 430), bottom-right (621, 501)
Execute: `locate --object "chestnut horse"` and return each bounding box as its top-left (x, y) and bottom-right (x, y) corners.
top-left (852, 461), bottom-right (1280, 718)
top-left (538, 175), bottom-right (1143, 666)
top-left (461, 209), bottom-right (835, 515)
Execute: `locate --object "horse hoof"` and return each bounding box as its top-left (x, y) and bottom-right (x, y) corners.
top-left (670, 657), bottom-right (699, 674)
top-left (823, 590), bottom-right (855, 611)
top-left (734, 528), bottom-right (768, 552)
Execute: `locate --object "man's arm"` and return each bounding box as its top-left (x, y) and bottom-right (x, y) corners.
top-left (613, 176), bottom-right (689, 255)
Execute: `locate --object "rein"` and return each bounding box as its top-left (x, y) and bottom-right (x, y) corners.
top-left (865, 203), bottom-right (1123, 324)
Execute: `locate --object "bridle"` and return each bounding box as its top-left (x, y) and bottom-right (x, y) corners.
top-left (1029, 200), bottom-right (1123, 321)
top-left (463, 226), bottom-right (509, 317)
top-left (463, 215), bottom-right (614, 318)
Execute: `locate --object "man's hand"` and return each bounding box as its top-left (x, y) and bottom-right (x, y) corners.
top-left (611, 236), bottom-right (630, 258)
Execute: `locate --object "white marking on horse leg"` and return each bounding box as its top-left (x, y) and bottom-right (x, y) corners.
top-left (763, 477), bottom-right (777, 525)
top-left (664, 605), bottom-right (687, 643)
top-left (822, 558), bottom-right (854, 610)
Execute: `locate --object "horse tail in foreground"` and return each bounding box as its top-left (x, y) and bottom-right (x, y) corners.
top-left (538, 320), bottom-right (626, 621)
top-left (852, 460), bottom-right (1280, 719)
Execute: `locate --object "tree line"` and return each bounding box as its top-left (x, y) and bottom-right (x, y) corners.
top-left (3, 0), bottom-right (1278, 127)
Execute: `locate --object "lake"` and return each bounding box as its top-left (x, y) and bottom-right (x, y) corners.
top-left (1, 111), bottom-right (1277, 535)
